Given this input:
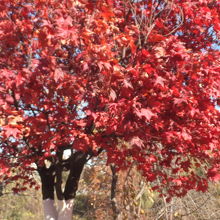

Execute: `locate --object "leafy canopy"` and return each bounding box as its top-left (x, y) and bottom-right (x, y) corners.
top-left (0, 0), bottom-right (220, 198)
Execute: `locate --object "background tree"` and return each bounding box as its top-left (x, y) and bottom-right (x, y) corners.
top-left (0, 0), bottom-right (220, 219)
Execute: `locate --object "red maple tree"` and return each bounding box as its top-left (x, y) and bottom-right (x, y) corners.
top-left (0, 0), bottom-right (220, 219)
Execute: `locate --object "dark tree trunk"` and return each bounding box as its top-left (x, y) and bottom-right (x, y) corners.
top-left (64, 151), bottom-right (87, 200)
top-left (38, 165), bottom-right (56, 200)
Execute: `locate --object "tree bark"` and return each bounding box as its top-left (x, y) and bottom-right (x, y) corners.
top-left (43, 199), bottom-right (58, 220)
top-left (57, 199), bottom-right (74, 220)
top-left (38, 165), bottom-right (56, 200)
top-left (38, 165), bottom-right (57, 219)
top-left (110, 165), bottom-right (120, 220)
top-left (63, 151), bottom-right (87, 200)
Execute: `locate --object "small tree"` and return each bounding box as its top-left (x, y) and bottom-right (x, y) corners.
top-left (0, 0), bottom-right (220, 219)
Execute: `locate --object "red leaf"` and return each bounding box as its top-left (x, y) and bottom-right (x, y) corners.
top-left (53, 68), bottom-right (64, 82)
top-left (142, 64), bottom-right (154, 74)
top-left (208, 168), bottom-right (220, 182)
top-left (109, 88), bottom-right (117, 101)
top-left (3, 125), bottom-right (21, 138)
top-left (130, 136), bottom-right (144, 147)
top-left (142, 49), bottom-right (150, 57)
top-left (135, 108), bottom-right (155, 121)
top-left (154, 76), bottom-right (166, 87)
top-left (148, 33), bottom-right (166, 42)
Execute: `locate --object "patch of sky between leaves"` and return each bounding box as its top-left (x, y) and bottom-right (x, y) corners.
top-left (77, 100), bottom-right (88, 119)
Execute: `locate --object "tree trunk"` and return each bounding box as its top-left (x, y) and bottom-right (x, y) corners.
top-left (110, 165), bottom-right (120, 220)
top-left (38, 164), bottom-right (57, 219)
top-left (57, 199), bottom-right (74, 220)
top-left (43, 199), bottom-right (57, 220)
top-left (37, 150), bottom-right (88, 220)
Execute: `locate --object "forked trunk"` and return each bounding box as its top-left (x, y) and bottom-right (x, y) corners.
top-left (38, 151), bottom-right (88, 220)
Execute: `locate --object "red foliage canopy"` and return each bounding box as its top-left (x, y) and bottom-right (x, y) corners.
top-left (0, 0), bottom-right (220, 197)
